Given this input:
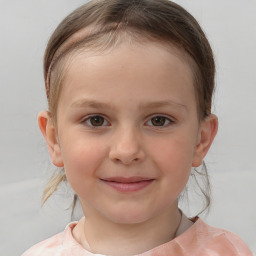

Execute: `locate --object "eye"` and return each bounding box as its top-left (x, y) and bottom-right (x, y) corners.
top-left (146, 116), bottom-right (172, 127)
top-left (84, 115), bottom-right (109, 127)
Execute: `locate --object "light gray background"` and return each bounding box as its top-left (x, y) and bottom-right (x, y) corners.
top-left (0, 1), bottom-right (255, 255)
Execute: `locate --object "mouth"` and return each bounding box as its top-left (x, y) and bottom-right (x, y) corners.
top-left (100, 177), bottom-right (155, 192)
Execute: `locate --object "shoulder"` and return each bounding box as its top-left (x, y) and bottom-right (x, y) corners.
top-left (21, 233), bottom-right (64, 256)
top-left (21, 222), bottom-right (78, 256)
top-left (189, 218), bottom-right (253, 255)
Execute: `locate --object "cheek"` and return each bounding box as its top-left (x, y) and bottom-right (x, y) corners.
top-left (150, 134), bottom-right (196, 168)
top-left (149, 134), bottom-right (196, 190)
top-left (60, 137), bottom-right (107, 187)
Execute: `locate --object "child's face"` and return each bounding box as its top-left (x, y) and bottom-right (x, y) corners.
top-left (46, 42), bottom-right (211, 224)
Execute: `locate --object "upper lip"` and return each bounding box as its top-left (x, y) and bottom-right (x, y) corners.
top-left (101, 177), bottom-right (154, 183)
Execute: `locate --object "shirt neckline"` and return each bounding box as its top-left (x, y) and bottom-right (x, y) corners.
top-left (62, 212), bottom-right (199, 255)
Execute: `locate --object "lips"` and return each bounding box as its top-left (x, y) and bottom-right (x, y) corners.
top-left (100, 177), bottom-right (154, 192)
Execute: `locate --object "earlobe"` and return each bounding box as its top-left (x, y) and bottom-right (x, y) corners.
top-left (38, 111), bottom-right (64, 167)
top-left (192, 114), bottom-right (218, 167)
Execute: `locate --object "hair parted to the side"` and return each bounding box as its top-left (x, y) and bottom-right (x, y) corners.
top-left (42, 0), bottom-right (215, 215)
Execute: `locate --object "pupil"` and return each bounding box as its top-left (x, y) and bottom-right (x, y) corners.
top-left (91, 116), bottom-right (104, 126)
top-left (152, 116), bottom-right (165, 126)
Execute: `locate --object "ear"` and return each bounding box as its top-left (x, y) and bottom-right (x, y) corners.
top-left (192, 114), bottom-right (218, 167)
top-left (38, 111), bottom-right (64, 167)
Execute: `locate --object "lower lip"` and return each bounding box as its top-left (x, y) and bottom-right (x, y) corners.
top-left (101, 180), bottom-right (154, 192)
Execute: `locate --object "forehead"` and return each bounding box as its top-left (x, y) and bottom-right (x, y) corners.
top-left (58, 41), bottom-right (196, 108)
top-left (64, 40), bottom-right (193, 81)
top-left (60, 37), bottom-right (196, 83)
top-left (48, 28), bottom-right (199, 100)
top-left (51, 30), bottom-right (196, 78)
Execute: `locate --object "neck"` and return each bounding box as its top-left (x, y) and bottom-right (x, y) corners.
top-left (73, 203), bottom-right (181, 256)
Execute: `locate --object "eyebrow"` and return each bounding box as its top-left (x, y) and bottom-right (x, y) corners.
top-left (70, 99), bottom-right (117, 110)
top-left (70, 99), bottom-right (188, 111)
top-left (140, 101), bottom-right (188, 111)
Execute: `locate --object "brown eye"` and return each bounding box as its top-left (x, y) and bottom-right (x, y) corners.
top-left (87, 116), bottom-right (107, 126)
top-left (149, 116), bottom-right (171, 126)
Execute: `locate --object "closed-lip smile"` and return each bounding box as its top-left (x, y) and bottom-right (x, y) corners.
top-left (100, 176), bottom-right (155, 192)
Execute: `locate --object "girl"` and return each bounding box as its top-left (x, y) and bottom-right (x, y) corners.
top-left (23, 0), bottom-right (253, 255)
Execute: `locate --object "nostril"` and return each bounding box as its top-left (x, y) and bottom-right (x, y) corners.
top-left (113, 157), bottom-right (139, 165)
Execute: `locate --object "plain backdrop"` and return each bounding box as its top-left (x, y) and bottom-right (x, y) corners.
top-left (0, 1), bottom-right (255, 255)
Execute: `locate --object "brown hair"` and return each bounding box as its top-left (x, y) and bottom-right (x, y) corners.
top-left (42, 0), bottom-right (215, 214)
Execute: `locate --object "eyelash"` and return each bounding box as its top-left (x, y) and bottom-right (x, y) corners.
top-left (82, 114), bottom-right (174, 128)
top-left (83, 115), bottom-right (110, 127)
top-left (145, 115), bottom-right (174, 127)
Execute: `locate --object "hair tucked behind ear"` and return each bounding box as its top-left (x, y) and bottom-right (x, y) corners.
top-left (192, 162), bottom-right (211, 215)
top-left (42, 169), bottom-right (78, 216)
top-left (178, 161), bottom-right (211, 216)
top-left (42, 169), bottom-right (66, 205)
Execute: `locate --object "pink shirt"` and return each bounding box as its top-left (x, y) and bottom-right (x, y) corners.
top-left (22, 218), bottom-right (253, 256)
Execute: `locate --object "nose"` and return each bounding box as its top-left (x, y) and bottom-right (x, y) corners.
top-left (109, 127), bottom-right (146, 165)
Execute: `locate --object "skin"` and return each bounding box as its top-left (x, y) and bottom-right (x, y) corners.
top-left (39, 41), bottom-right (218, 255)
